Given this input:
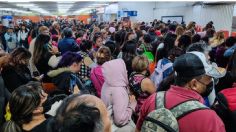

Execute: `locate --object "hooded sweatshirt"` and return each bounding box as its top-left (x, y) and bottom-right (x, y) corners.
top-left (101, 59), bottom-right (136, 126)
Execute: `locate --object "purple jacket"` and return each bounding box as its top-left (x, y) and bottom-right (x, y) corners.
top-left (101, 59), bottom-right (136, 126)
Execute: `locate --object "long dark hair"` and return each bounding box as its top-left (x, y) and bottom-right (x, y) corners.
top-left (1, 48), bottom-right (31, 70)
top-left (19, 25), bottom-right (28, 33)
top-left (2, 81), bottom-right (43, 132)
top-left (33, 34), bottom-right (51, 64)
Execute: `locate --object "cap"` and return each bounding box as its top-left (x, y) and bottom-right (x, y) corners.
top-left (173, 51), bottom-right (226, 79)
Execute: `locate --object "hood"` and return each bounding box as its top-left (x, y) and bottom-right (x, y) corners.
top-left (47, 67), bottom-right (71, 78)
top-left (102, 59), bottom-right (128, 87)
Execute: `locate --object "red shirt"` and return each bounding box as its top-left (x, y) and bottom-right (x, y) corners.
top-left (136, 85), bottom-right (226, 132)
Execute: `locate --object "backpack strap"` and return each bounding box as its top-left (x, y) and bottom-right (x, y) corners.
top-left (155, 91), bottom-right (166, 108)
top-left (156, 92), bottom-right (209, 120)
top-left (170, 100), bottom-right (209, 120)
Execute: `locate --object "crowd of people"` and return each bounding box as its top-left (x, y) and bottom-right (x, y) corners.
top-left (0, 18), bottom-right (235, 132)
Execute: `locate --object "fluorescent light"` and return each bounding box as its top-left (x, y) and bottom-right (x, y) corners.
top-left (93, 3), bottom-right (109, 6)
top-left (57, 3), bottom-right (73, 14)
top-left (57, 1), bottom-right (75, 4)
top-left (16, 3), bottom-right (51, 15)
top-left (16, 4), bottom-right (35, 7)
top-left (0, 8), bottom-right (32, 14)
top-left (73, 8), bottom-right (91, 15)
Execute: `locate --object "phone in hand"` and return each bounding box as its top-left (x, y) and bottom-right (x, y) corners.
top-left (39, 74), bottom-right (44, 79)
top-left (69, 78), bottom-right (76, 93)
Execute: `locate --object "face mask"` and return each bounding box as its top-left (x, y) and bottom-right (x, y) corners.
top-left (201, 80), bottom-right (214, 97)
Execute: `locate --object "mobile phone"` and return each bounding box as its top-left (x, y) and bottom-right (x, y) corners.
top-left (69, 78), bottom-right (76, 93)
top-left (39, 74), bottom-right (44, 79)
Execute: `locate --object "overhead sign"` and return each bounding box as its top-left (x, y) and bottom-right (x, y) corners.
top-left (118, 11), bottom-right (137, 17)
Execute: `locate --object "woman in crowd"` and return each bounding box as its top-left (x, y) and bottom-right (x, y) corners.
top-left (1, 48), bottom-right (32, 93)
top-left (118, 32), bottom-right (137, 76)
top-left (32, 34), bottom-right (61, 82)
top-left (177, 34), bottom-right (192, 53)
top-left (47, 51), bottom-right (85, 95)
top-left (175, 26), bottom-right (185, 39)
top-left (50, 22), bottom-right (60, 42)
top-left (156, 33), bottom-right (177, 62)
top-left (2, 81), bottom-right (50, 132)
top-left (137, 34), bottom-right (153, 54)
top-left (93, 33), bottom-right (104, 52)
top-left (77, 40), bottom-right (93, 81)
top-left (186, 21), bottom-right (196, 35)
top-left (129, 55), bottom-right (156, 122)
top-left (18, 24), bottom-right (29, 49)
top-left (90, 46), bottom-right (111, 97)
top-left (4, 27), bottom-right (17, 53)
top-left (101, 59), bottom-right (136, 131)
top-left (216, 50), bottom-right (236, 93)
top-left (29, 26), bottom-right (50, 77)
top-left (209, 31), bottom-right (225, 62)
top-left (209, 31), bottom-right (225, 48)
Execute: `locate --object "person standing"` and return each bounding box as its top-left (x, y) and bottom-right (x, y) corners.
top-left (17, 24), bottom-right (29, 49)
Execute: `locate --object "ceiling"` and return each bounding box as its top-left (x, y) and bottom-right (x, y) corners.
top-left (0, 1), bottom-right (113, 15)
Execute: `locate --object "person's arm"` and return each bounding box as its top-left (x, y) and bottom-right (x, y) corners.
top-left (4, 33), bottom-right (10, 41)
top-left (141, 78), bottom-right (156, 94)
top-left (224, 46), bottom-right (236, 57)
top-left (112, 88), bottom-right (136, 126)
top-left (48, 55), bottom-right (62, 68)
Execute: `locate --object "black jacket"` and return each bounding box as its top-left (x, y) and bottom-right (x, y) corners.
top-left (0, 75), bottom-right (10, 126)
top-left (1, 65), bottom-right (32, 93)
top-left (47, 68), bottom-right (87, 95)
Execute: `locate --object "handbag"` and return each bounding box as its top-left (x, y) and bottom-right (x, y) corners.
top-left (141, 44), bottom-right (154, 62)
top-left (149, 46), bottom-right (159, 74)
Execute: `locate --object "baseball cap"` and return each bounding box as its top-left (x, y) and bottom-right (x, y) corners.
top-left (173, 51), bottom-right (226, 79)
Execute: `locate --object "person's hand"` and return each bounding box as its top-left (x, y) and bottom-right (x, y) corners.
top-left (129, 95), bottom-right (136, 103)
top-left (73, 85), bottom-right (80, 94)
top-left (50, 46), bottom-right (59, 55)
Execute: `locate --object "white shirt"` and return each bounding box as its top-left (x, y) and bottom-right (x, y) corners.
top-left (17, 30), bottom-right (28, 42)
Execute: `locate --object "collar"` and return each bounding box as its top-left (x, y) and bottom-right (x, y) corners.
top-left (168, 85), bottom-right (205, 103)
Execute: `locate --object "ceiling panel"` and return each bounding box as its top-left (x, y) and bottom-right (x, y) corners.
top-left (0, 1), bottom-right (114, 15)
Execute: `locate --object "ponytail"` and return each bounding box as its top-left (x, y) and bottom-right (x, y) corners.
top-left (2, 120), bottom-right (22, 132)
